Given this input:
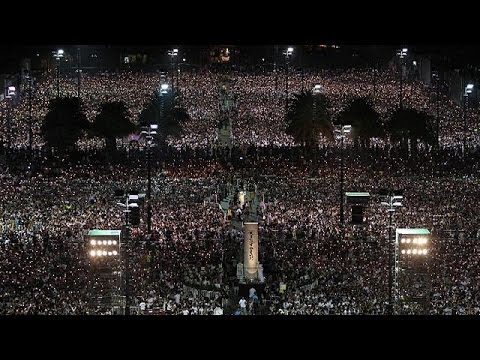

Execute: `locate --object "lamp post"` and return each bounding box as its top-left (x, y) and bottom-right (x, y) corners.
top-left (463, 83), bottom-right (474, 152)
top-left (52, 49), bottom-right (64, 98)
top-left (335, 124), bottom-right (351, 240)
top-left (168, 48), bottom-right (178, 96)
top-left (283, 47), bottom-right (294, 115)
top-left (312, 84), bottom-right (322, 173)
top-left (4, 83), bottom-right (16, 163)
top-left (381, 190), bottom-right (403, 315)
top-left (396, 48), bottom-right (408, 108)
top-left (24, 72), bottom-right (33, 157)
top-left (77, 47), bottom-right (81, 98)
top-left (140, 124), bottom-right (158, 234)
top-left (117, 193), bottom-right (139, 315)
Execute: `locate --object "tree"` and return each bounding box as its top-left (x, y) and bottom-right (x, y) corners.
top-left (91, 101), bottom-right (135, 152)
top-left (41, 97), bottom-right (89, 153)
top-left (336, 97), bottom-right (382, 147)
top-left (387, 108), bottom-right (436, 151)
top-left (138, 90), bottom-right (189, 144)
top-left (285, 90), bottom-right (333, 147)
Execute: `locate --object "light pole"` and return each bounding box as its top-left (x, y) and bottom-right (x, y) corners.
top-left (52, 49), bottom-right (64, 98)
top-left (140, 124), bottom-right (158, 234)
top-left (168, 48), bottom-right (178, 96)
top-left (380, 190), bottom-right (403, 315)
top-left (117, 193), bottom-right (139, 315)
top-left (312, 84), bottom-right (322, 173)
top-left (335, 124), bottom-right (351, 240)
top-left (24, 72), bottom-right (34, 157)
top-left (4, 83), bottom-right (16, 163)
top-left (283, 47), bottom-right (294, 115)
top-left (463, 83), bottom-right (474, 152)
top-left (396, 48), bottom-right (408, 109)
top-left (77, 47), bottom-right (81, 98)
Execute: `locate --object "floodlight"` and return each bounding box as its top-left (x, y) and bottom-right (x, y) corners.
top-left (96, 250), bottom-right (102, 256)
top-left (401, 239), bottom-right (405, 243)
top-left (90, 240), bottom-right (96, 246)
top-left (407, 249), bottom-right (411, 255)
top-left (108, 252), bottom-right (112, 256)
top-left (412, 249), bottom-right (418, 255)
top-left (150, 124), bottom-right (158, 130)
top-left (107, 240), bottom-right (112, 245)
top-left (401, 249), bottom-right (406, 254)
top-left (466, 84), bottom-right (474, 90)
top-left (161, 83), bottom-right (169, 90)
top-left (402, 48), bottom-right (408, 53)
top-left (112, 240), bottom-right (117, 245)
top-left (113, 250), bottom-right (118, 256)
top-left (102, 251), bottom-right (107, 256)
top-left (90, 250), bottom-right (96, 257)
top-left (58, 49), bottom-right (64, 55)
top-left (393, 202), bottom-right (402, 207)
top-left (287, 47), bottom-right (294, 53)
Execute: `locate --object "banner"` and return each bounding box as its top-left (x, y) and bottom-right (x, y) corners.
top-left (244, 222), bottom-right (259, 280)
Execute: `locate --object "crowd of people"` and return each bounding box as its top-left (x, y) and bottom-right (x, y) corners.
top-left (0, 66), bottom-right (479, 315)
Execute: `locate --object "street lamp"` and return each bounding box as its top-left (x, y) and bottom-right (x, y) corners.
top-left (335, 124), bottom-right (352, 240)
top-left (117, 192), bottom-right (139, 315)
top-left (52, 49), bottom-right (64, 98)
top-left (283, 46), bottom-right (294, 115)
top-left (396, 48), bottom-right (408, 108)
top-left (380, 189), bottom-right (404, 315)
top-left (140, 124), bottom-right (158, 234)
top-left (463, 83), bottom-right (474, 151)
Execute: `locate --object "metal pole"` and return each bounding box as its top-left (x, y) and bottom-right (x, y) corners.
top-left (28, 77), bottom-right (33, 156)
top-left (463, 93), bottom-right (467, 152)
top-left (285, 54), bottom-right (289, 115)
top-left (340, 134), bottom-right (344, 238)
top-left (274, 45), bottom-right (278, 93)
top-left (399, 59), bottom-right (403, 108)
top-left (56, 60), bottom-right (60, 98)
top-left (436, 75), bottom-right (440, 150)
top-left (77, 47), bottom-right (81, 98)
top-left (388, 206), bottom-right (394, 315)
top-left (147, 142), bottom-right (152, 233)
top-left (124, 196), bottom-right (130, 315)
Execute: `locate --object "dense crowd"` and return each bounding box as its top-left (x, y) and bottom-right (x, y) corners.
top-left (1, 67), bottom-right (479, 151)
top-left (0, 67), bottom-right (479, 315)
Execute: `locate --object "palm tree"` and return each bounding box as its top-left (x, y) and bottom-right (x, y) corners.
top-left (387, 108), bottom-right (436, 151)
top-left (285, 90), bottom-right (333, 147)
top-left (41, 97), bottom-right (89, 153)
top-left (336, 97), bottom-right (382, 147)
top-left (138, 91), bottom-right (189, 144)
top-left (91, 101), bottom-right (135, 153)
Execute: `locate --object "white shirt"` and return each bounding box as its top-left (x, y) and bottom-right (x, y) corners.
top-left (239, 299), bottom-right (247, 308)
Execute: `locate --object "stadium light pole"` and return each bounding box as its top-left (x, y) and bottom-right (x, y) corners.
top-left (24, 72), bottom-right (34, 158)
top-left (463, 83), bottom-right (474, 152)
top-left (117, 194), bottom-right (139, 315)
top-left (335, 124), bottom-right (352, 240)
top-left (381, 190), bottom-right (403, 315)
top-left (283, 47), bottom-right (294, 115)
top-left (4, 83), bottom-right (16, 164)
top-left (312, 84), bottom-right (322, 174)
top-left (140, 124), bottom-right (158, 234)
top-left (168, 48), bottom-right (178, 96)
top-left (396, 48), bottom-right (408, 109)
top-left (52, 49), bottom-right (64, 98)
